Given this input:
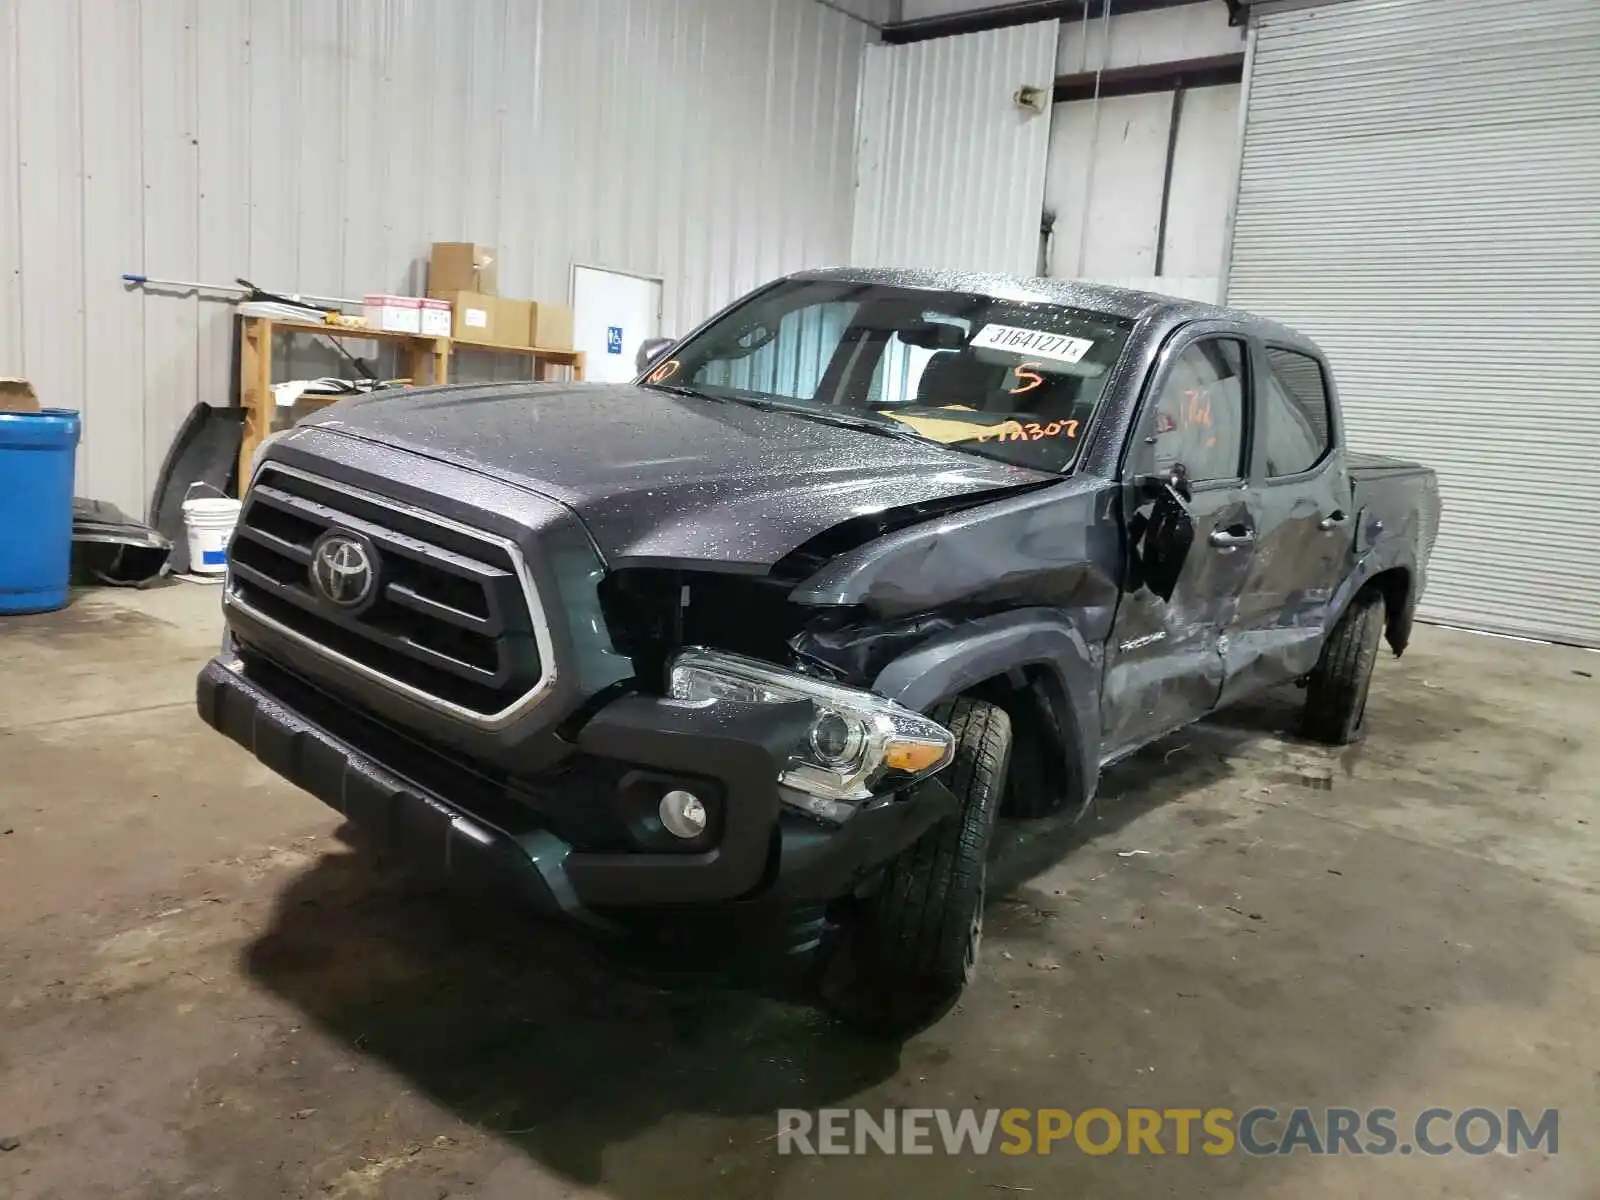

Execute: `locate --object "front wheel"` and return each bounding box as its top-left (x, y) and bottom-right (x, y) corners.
top-left (1302, 590), bottom-right (1384, 745)
top-left (822, 696), bottom-right (1011, 1034)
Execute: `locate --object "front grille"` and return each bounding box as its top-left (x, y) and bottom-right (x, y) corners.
top-left (228, 465), bottom-right (548, 720)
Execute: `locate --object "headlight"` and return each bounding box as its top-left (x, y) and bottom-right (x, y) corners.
top-left (667, 648), bottom-right (954, 819)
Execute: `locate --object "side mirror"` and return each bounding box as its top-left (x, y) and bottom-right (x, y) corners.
top-left (636, 337), bottom-right (675, 374)
top-left (1130, 463), bottom-right (1195, 602)
top-left (1138, 463), bottom-right (1192, 504)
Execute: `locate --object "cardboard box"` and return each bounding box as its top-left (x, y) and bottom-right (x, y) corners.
top-left (428, 242), bottom-right (498, 296)
top-left (435, 290), bottom-right (497, 343)
top-left (362, 294), bottom-right (422, 334)
top-left (495, 299), bottom-right (533, 349)
top-left (419, 297), bottom-right (452, 338)
top-left (0, 377), bottom-right (40, 413)
top-left (529, 302), bottom-right (574, 351)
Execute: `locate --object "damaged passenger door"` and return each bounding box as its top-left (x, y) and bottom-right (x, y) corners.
top-left (1100, 332), bottom-right (1258, 759)
top-left (1216, 343), bottom-right (1356, 703)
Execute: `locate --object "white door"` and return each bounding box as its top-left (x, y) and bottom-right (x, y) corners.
top-left (572, 266), bottom-right (663, 384)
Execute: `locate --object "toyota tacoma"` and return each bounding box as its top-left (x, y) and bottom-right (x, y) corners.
top-left (197, 268), bottom-right (1441, 1030)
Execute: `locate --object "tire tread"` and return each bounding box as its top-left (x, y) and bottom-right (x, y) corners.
top-left (1303, 590), bottom-right (1384, 745)
top-left (825, 696), bottom-right (1011, 1032)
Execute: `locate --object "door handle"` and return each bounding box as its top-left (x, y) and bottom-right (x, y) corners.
top-left (1208, 528), bottom-right (1254, 549)
top-left (1318, 510), bottom-right (1349, 532)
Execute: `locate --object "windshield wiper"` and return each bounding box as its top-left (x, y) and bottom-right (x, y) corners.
top-left (641, 381), bottom-right (723, 403)
top-left (738, 399), bottom-right (936, 445)
top-left (642, 384), bottom-right (937, 447)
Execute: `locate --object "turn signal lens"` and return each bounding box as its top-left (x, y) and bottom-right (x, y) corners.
top-left (884, 741), bottom-right (950, 773)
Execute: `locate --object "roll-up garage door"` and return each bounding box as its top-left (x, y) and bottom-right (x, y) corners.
top-left (1226, 0), bottom-right (1600, 647)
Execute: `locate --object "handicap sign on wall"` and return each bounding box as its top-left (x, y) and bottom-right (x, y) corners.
top-left (606, 326), bottom-right (624, 355)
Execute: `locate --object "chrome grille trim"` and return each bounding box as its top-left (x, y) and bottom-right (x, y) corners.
top-left (223, 462), bottom-right (560, 730)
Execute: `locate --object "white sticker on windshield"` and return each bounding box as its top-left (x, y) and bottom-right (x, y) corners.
top-left (970, 323), bottom-right (1094, 364)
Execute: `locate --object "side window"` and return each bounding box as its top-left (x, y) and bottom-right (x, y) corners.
top-left (1260, 347), bottom-right (1332, 477)
top-left (1148, 338), bottom-right (1247, 483)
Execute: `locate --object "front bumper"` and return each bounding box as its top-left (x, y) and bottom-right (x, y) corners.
top-left (196, 655), bottom-right (956, 921)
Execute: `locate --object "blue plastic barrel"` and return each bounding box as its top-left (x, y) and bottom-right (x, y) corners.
top-left (0, 409), bottom-right (82, 614)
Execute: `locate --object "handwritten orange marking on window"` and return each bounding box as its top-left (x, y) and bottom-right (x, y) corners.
top-left (646, 359), bottom-right (681, 384)
top-left (1009, 361), bottom-right (1046, 396)
top-left (1183, 387), bottom-right (1213, 428)
top-left (977, 418), bottom-right (1078, 444)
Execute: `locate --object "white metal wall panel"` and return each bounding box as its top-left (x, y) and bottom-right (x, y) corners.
top-left (79, 0), bottom-right (145, 503)
top-left (1162, 82), bottom-right (1240, 282)
top-left (851, 21), bottom-right (1059, 275)
top-left (1227, 0), bottom-right (1600, 646)
top-left (1046, 92), bottom-right (1173, 278)
top-left (0, 1), bottom-right (22, 374)
top-left (16, 0), bottom-right (85, 485)
top-left (0, 0), bottom-right (872, 518)
top-left (1043, 83), bottom-right (1238, 303)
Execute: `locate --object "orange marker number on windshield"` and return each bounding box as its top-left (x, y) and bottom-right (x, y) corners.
top-left (1009, 361), bottom-right (1046, 395)
top-left (647, 358), bottom-right (681, 384)
top-left (977, 418), bottom-right (1079, 443)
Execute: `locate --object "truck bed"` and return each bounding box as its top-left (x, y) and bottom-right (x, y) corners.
top-left (1347, 449), bottom-right (1429, 482)
top-left (1347, 449), bottom-right (1441, 653)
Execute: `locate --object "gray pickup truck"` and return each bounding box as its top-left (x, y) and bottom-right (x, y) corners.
top-left (198, 268), bottom-right (1440, 1030)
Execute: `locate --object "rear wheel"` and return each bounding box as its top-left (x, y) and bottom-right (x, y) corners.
top-left (1302, 590), bottom-right (1384, 745)
top-left (822, 696), bottom-right (1011, 1034)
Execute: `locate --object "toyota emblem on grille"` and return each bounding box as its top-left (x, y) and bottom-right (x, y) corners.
top-left (309, 532), bottom-right (379, 610)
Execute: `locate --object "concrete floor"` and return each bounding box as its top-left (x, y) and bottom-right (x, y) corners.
top-left (1, 584), bottom-right (1597, 1199)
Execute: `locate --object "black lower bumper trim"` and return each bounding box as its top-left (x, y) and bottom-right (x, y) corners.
top-left (197, 658), bottom-right (600, 920)
top-left (197, 655), bottom-right (956, 918)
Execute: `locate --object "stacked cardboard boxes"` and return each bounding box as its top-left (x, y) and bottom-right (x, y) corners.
top-left (426, 242), bottom-right (574, 351)
top-left (0, 378), bottom-right (40, 413)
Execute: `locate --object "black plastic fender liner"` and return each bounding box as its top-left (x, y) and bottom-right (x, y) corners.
top-left (147, 403), bottom-right (245, 572)
top-left (70, 498), bottom-right (172, 586)
top-left (871, 608), bottom-right (1103, 806)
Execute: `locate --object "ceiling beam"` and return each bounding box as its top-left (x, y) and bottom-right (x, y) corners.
top-left (1053, 51), bottom-right (1244, 101)
top-left (881, 0), bottom-right (1210, 45)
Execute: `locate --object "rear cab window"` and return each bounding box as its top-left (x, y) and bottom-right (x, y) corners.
top-left (1259, 347), bottom-right (1334, 478)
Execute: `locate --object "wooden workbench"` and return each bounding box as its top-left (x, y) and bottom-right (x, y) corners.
top-left (237, 315), bottom-right (586, 483)
top-left (451, 338), bottom-right (587, 381)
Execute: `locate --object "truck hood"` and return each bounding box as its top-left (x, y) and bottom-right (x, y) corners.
top-left (306, 382), bottom-right (1054, 569)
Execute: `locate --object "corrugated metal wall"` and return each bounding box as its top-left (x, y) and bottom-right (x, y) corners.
top-left (0, 0), bottom-right (874, 519)
top-left (850, 21), bottom-right (1059, 276)
top-left (1228, 0), bottom-right (1600, 647)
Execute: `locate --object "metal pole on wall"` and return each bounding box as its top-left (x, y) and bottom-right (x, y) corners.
top-left (1217, 12), bottom-right (1258, 306)
top-left (1074, 0), bottom-right (1115, 280)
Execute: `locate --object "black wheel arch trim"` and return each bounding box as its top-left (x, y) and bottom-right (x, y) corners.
top-left (1329, 537), bottom-right (1419, 656)
top-left (870, 608), bottom-right (1102, 810)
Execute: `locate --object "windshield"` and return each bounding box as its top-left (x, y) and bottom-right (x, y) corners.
top-left (638, 280), bottom-right (1134, 472)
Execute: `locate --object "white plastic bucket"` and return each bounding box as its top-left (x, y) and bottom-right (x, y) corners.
top-left (182, 483), bottom-right (242, 575)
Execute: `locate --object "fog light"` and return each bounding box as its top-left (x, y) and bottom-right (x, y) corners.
top-left (658, 789), bottom-right (708, 840)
